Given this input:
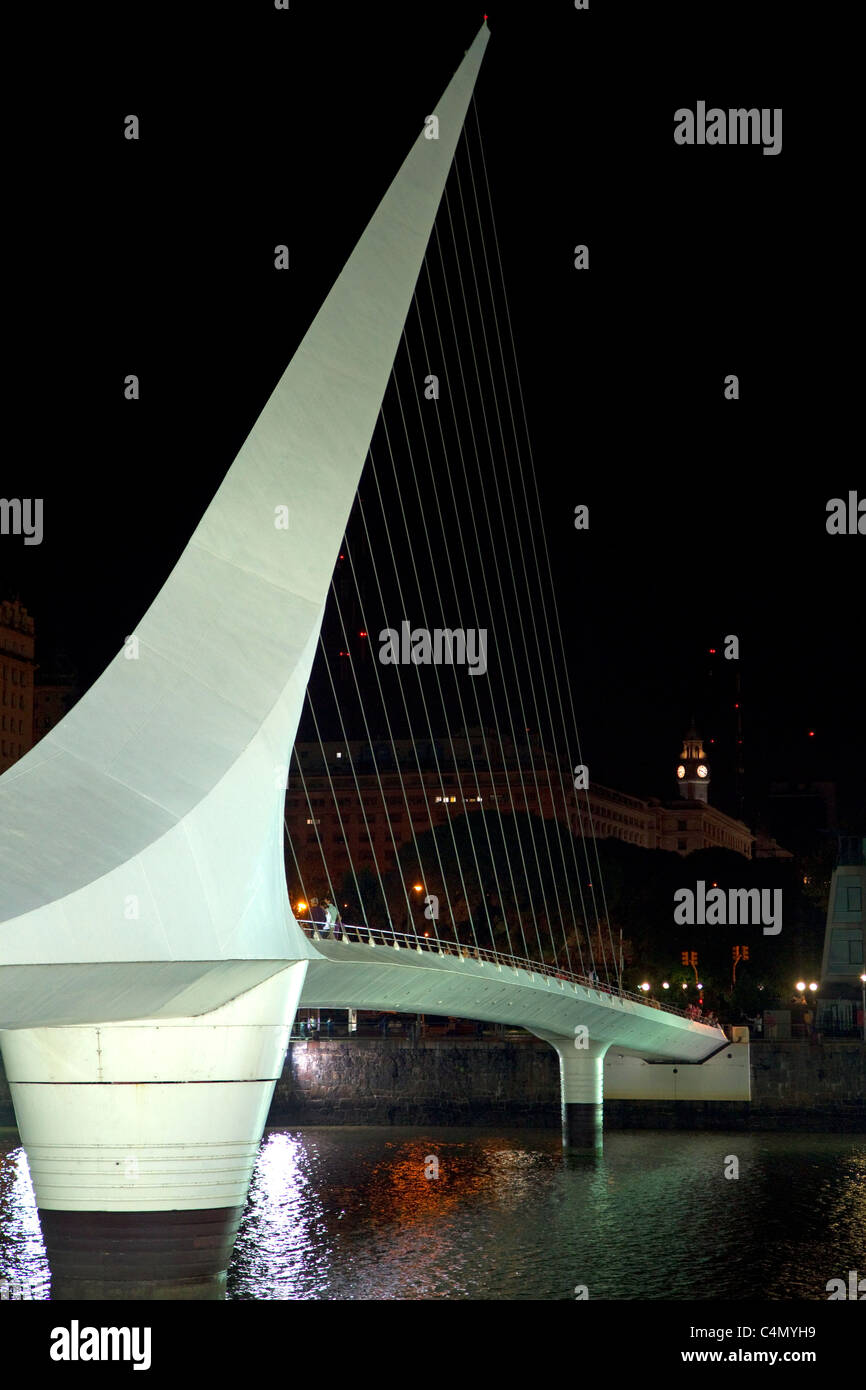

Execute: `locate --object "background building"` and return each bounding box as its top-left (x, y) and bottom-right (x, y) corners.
top-left (818, 835), bottom-right (866, 1037)
top-left (0, 599), bottom-right (79, 773)
top-left (0, 599), bottom-right (35, 774)
top-left (285, 723), bottom-right (757, 895)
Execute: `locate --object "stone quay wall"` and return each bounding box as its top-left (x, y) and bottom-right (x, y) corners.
top-left (1, 1037), bottom-right (863, 1133)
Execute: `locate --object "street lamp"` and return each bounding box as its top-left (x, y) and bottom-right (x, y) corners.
top-left (792, 979), bottom-right (818, 1038)
top-left (408, 883), bottom-right (425, 938)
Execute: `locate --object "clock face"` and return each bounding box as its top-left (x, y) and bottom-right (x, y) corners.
top-left (676, 765), bottom-right (685, 779)
top-left (697, 764), bottom-right (708, 778)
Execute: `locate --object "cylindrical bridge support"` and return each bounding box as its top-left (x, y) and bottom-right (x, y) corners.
top-left (0, 962), bottom-right (306, 1299)
top-left (531, 1030), bottom-right (610, 1154)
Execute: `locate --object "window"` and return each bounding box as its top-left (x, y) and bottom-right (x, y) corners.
top-left (846, 886), bottom-right (862, 914)
top-left (678, 820), bottom-right (687, 831)
top-left (677, 838), bottom-right (687, 851)
top-left (849, 938), bottom-right (864, 964)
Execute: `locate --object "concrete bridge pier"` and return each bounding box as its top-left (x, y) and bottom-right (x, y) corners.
top-left (531, 1031), bottom-right (611, 1154)
top-left (0, 963), bottom-right (306, 1299)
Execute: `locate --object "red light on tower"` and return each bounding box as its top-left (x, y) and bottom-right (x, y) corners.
top-left (708, 648), bottom-right (716, 655)
top-left (359, 631), bottom-right (367, 638)
top-left (808, 730), bottom-right (815, 738)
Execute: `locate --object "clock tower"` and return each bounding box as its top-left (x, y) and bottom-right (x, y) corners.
top-left (676, 721), bottom-right (710, 803)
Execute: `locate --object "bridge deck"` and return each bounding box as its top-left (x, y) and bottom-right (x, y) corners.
top-left (297, 923), bottom-right (725, 1063)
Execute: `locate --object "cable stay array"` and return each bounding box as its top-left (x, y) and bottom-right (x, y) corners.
top-left (286, 96), bottom-right (622, 991)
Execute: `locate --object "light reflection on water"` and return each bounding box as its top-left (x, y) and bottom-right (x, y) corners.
top-left (226, 1127), bottom-right (866, 1301)
top-left (2, 1125), bottom-right (864, 1301)
top-left (0, 1137), bottom-right (51, 1299)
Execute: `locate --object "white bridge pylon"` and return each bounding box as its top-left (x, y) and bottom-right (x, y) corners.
top-left (0, 24), bottom-right (498, 1294)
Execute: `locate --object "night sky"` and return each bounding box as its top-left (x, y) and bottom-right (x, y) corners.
top-left (3, 1), bottom-right (862, 837)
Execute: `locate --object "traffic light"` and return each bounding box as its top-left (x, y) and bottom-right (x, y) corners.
top-left (690, 952), bottom-right (698, 966)
top-left (681, 951), bottom-right (689, 966)
top-left (742, 945), bottom-right (749, 961)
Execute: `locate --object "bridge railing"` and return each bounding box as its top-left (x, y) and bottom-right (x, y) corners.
top-left (295, 919), bottom-right (700, 1022)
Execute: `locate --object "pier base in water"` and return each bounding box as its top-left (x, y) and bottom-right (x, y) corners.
top-left (39, 1209), bottom-right (239, 1300)
top-left (531, 1030), bottom-right (609, 1154)
top-left (562, 1101), bottom-right (604, 1155)
top-left (0, 963), bottom-right (306, 1299)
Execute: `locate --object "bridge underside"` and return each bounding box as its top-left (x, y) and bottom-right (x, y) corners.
top-left (0, 959), bottom-right (310, 1031)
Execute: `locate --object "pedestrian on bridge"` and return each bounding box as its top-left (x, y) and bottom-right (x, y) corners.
top-left (323, 899), bottom-right (343, 940)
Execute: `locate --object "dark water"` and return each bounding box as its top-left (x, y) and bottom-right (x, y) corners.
top-left (1, 1126), bottom-right (864, 1300)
